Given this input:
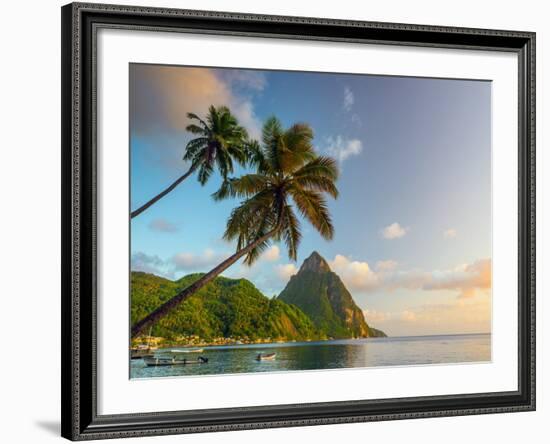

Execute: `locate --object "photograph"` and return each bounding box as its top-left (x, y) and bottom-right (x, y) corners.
top-left (129, 63), bottom-right (492, 379)
top-left (57, 1), bottom-right (537, 440)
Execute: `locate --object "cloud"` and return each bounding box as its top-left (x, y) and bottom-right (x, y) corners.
top-left (228, 246), bottom-right (281, 278)
top-left (326, 253), bottom-right (491, 300)
top-left (343, 86), bottom-right (354, 112)
top-left (329, 254), bottom-right (380, 291)
top-left (148, 218), bottom-right (179, 233)
top-left (400, 310), bottom-right (417, 322)
top-left (423, 259), bottom-right (491, 299)
top-left (223, 249), bottom-right (296, 296)
top-left (276, 263), bottom-right (298, 281)
top-left (381, 222), bottom-right (408, 239)
top-left (363, 309), bottom-right (391, 323)
top-left (368, 297), bottom-right (492, 336)
top-left (444, 228), bottom-right (458, 238)
top-left (220, 69), bottom-right (267, 92)
top-left (171, 248), bottom-right (227, 272)
top-left (323, 135), bottom-right (363, 166)
top-left (375, 260), bottom-right (398, 271)
top-left (262, 245), bottom-right (281, 262)
top-left (130, 65), bottom-right (263, 170)
top-left (131, 251), bottom-right (167, 276)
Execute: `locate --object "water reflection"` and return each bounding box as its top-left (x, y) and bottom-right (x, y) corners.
top-left (130, 333), bottom-right (490, 379)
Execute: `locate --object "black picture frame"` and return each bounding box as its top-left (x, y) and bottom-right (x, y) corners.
top-left (61, 2), bottom-right (536, 440)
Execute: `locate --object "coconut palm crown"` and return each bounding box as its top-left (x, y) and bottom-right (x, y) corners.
top-left (184, 105), bottom-right (249, 185)
top-left (130, 105), bottom-right (248, 218)
top-left (213, 116), bottom-right (340, 265)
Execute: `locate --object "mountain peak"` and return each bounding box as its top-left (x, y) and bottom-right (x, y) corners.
top-left (279, 251), bottom-right (386, 338)
top-left (300, 251), bottom-right (331, 273)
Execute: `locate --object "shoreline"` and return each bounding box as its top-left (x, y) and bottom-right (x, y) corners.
top-left (131, 332), bottom-right (491, 350)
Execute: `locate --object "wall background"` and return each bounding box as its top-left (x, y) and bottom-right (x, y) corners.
top-left (0, 0), bottom-right (546, 442)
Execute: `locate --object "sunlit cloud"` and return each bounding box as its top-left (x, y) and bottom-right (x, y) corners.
top-left (381, 222), bottom-right (408, 239)
top-left (130, 65), bottom-right (263, 171)
top-left (276, 263), bottom-right (298, 281)
top-left (363, 309), bottom-right (391, 323)
top-left (326, 253), bottom-right (491, 300)
top-left (375, 260), bottom-right (398, 271)
top-left (423, 259), bottom-right (491, 299)
top-left (366, 297), bottom-right (492, 336)
top-left (225, 246), bottom-right (287, 284)
top-left (329, 254), bottom-right (380, 291)
top-left (444, 228), bottom-right (458, 238)
top-left (262, 245), bottom-right (280, 262)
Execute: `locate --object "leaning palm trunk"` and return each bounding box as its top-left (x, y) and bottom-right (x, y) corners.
top-left (130, 166), bottom-right (195, 218)
top-left (131, 227), bottom-right (279, 338)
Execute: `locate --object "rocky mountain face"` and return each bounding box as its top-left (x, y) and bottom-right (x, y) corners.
top-left (278, 251), bottom-right (386, 338)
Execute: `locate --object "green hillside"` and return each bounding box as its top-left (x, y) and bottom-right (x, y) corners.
top-left (131, 271), bottom-right (318, 341)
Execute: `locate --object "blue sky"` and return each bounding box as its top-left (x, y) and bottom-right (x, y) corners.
top-left (130, 64), bottom-right (492, 336)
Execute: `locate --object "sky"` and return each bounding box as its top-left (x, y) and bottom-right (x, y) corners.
top-left (129, 63), bottom-right (492, 337)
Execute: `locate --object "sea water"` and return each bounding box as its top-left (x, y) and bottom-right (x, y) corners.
top-left (130, 333), bottom-right (491, 379)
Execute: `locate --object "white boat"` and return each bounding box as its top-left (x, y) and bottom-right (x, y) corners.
top-left (256, 352), bottom-right (276, 361)
top-left (168, 348), bottom-right (204, 354)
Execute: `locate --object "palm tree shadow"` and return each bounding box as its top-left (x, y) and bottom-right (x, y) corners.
top-left (35, 420), bottom-right (60, 436)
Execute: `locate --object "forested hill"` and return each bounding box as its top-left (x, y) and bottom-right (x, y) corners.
top-left (131, 272), bottom-right (318, 342)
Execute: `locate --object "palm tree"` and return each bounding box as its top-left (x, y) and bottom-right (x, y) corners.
top-left (130, 105), bottom-right (248, 218)
top-left (131, 117), bottom-right (339, 338)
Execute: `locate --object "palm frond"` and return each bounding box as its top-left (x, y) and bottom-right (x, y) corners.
top-left (216, 153), bottom-right (230, 179)
top-left (284, 123), bottom-right (314, 154)
top-left (197, 161), bottom-right (214, 185)
top-left (186, 112), bottom-right (209, 129)
top-left (185, 124), bottom-right (206, 135)
top-left (223, 191), bottom-right (275, 241)
top-left (212, 175), bottom-right (271, 201)
top-left (293, 156), bottom-right (339, 181)
top-left (183, 138), bottom-right (208, 161)
top-left (277, 123), bottom-right (316, 173)
top-left (245, 139), bottom-right (271, 174)
top-left (289, 186), bottom-right (334, 240)
top-left (281, 204), bottom-right (302, 261)
top-left (262, 116), bottom-right (284, 172)
top-left (241, 207), bottom-right (275, 266)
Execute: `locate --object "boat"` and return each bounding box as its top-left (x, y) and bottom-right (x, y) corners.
top-left (166, 348), bottom-right (204, 354)
top-left (256, 352), bottom-right (276, 361)
top-left (130, 327), bottom-right (158, 359)
top-left (130, 344), bottom-right (158, 359)
top-left (144, 356), bottom-right (209, 367)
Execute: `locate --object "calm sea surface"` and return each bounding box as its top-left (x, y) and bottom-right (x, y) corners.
top-left (130, 333), bottom-right (491, 379)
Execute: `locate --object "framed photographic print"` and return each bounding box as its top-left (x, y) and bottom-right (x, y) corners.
top-left (61, 2), bottom-right (536, 440)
